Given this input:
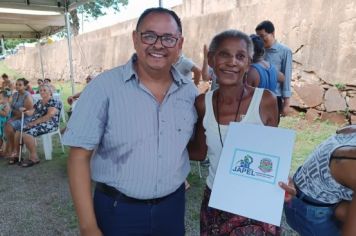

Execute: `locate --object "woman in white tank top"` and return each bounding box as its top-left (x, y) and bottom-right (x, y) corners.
top-left (188, 30), bottom-right (282, 235)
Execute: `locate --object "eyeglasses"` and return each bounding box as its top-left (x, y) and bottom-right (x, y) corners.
top-left (139, 31), bottom-right (180, 48)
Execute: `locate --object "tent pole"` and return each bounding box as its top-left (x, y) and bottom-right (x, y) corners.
top-left (37, 39), bottom-right (45, 80)
top-left (65, 10), bottom-right (75, 95)
top-left (0, 37), bottom-right (4, 55)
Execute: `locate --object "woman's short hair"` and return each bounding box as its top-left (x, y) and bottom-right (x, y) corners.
top-left (208, 30), bottom-right (254, 59)
top-left (40, 84), bottom-right (53, 95)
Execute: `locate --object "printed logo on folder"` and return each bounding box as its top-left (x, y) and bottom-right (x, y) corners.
top-left (230, 148), bottom-right (280, 184)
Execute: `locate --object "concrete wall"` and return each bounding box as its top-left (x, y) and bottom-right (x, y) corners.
top-left (4, 0), bottom-right (356, 87)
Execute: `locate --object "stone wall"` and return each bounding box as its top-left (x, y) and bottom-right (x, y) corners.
top-left (4, 0), bottom-right (356, 123)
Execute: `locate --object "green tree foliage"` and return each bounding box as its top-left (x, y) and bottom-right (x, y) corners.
top-left (70, 0), bottom-right (128, 35)
top-left (4, 39), bottom-right (36, 51)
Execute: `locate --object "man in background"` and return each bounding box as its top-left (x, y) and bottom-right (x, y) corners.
top-left (256, 20), bottom-right (292, 117)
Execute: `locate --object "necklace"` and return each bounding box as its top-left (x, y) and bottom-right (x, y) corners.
top-left (216, 87), bottom-right (245, 147)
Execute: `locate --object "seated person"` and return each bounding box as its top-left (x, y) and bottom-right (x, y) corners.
top-left (35, 79), bottom-right (44, 94)
top-left (24, 78), bottom-right (35, 94)
top-left (0, 89), bottom-right (11, 153)
top-left (67, 74), bottom-right (94, 115)
top-left (14, 84), bottom-right (62, 167)
top-left (284, 124), bottom-right (356, 236)
top-left (5, 78), bottom-right (34, 163)
top-left (1, 73), bottom-right (14, 91)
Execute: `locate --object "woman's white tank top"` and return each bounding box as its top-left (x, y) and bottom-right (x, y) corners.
top-left (203, 88), bottom-right (264, 189)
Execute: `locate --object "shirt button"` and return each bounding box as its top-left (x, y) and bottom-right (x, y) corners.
top-left (177, 128), bottom-right (181, 132)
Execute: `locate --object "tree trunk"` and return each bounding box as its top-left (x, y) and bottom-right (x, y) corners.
top-left (70, 9), bottom-right (80, 36)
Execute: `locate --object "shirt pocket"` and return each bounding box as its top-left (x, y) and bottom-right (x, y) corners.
top-left (173, 99), bottom-right (197, 136)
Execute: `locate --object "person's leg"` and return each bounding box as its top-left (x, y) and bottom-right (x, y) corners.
top-left (4, 123), bottom-right (15, 156)
top-left (151, 184), bottom-right (185, 236)
top-left (22, 133), bottom-right (38, 161)
top-left (94, 190), bottom-right (151, 236)
top-left (284, 197), bottom-right (341, 236)
top-left (13, 131), bottom-right (20, 154)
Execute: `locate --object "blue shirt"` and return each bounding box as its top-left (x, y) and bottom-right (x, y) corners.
top-left (264, 41), bottom-right (292, 97)
top-left (63, 54), bottom-right (198, 199)
top-left (250, 63), bottom-right (278, 93)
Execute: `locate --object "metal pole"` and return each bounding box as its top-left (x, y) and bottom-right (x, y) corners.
top-left (0, 37), bottom-right (4, 55)
top-left (65, 10), bottom-right (75, 95)
top-left (37, 39), bottom-right (45, 80)
top-left (159, 0), bottom-right (163, 7)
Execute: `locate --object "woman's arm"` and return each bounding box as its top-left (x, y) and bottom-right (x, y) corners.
top-left (188, 94), bottom-right (208, 161)
top-left (0, 104), bottom-right (10, 117)
top-left (27, 107), bottom-right (58, 127)
top-left (246, 67), bottom-right (260, 87)
top-left (23, 95), bottom-right (34, 113)
top-left (330, 149), bottom-right (356, 236)
top-left (260, 89), bottom-right (279, 127)
top-left (277, 71), bottom-right (285, 83)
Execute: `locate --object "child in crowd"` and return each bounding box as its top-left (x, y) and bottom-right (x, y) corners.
top-left (0, 89), bottom-right (11, 153)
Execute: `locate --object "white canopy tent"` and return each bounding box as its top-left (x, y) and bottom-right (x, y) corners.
top-left (0, 0), bottom-right (92, 94)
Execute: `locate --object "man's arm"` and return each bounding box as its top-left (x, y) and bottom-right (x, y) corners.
top-left (68, 147), bottom-right (102, 236)
top-left (281, 48), bottom-right (293, 116)
top-left (201, 44), bottom-right (212, 82)
top-left (188, 94), bottom-right (207, 161)
top-left (191, 65), bottom-right (202, 86)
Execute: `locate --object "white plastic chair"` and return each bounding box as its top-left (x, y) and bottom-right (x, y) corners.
top-left (40, 128), bottom-right (64, 160)
top-left (36, 101), bottom-right (65, 160)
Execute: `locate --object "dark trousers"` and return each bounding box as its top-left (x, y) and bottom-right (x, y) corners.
top-left (94, 184), bottom-right (185, 236)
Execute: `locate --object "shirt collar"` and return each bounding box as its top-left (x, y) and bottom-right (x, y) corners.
top-left (123, 54), bottom-right (188, 86)
top-left (267, 41), bottom-right (280, 51)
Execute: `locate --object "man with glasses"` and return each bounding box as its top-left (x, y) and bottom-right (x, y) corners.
top-left (256, 20), bottom-right (292, 118)
top-left (63, 7), bottom-right (197, 236)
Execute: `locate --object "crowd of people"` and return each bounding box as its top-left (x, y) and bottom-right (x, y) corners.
top-left (0, 73), bottom-right (62, 167)
top-left (2, 6), bottom-right (354, 236)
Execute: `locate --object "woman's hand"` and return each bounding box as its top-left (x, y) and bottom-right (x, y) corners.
top-left (67, 96), bottom-right (74, 105)
top-left (19, 107), bottom-right (26, 112)
top-left (26, 121), bottom-right (36, 128)
top-left (278, 177), bottom-right (296, 202)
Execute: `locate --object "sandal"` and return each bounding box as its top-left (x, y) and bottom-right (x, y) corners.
top-left (8, 157), bottom-right (19, 165)
top-left (21, 159), bottom-right (40, 168)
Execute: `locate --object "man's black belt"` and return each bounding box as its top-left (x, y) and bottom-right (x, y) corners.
top-left (95, 182), bottom-right (182, 205)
